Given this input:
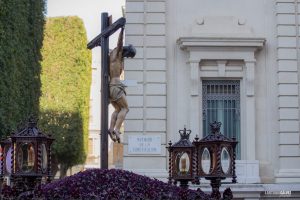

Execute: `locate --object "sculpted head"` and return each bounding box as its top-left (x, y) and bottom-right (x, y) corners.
top-left (122, 44), bottom-right (136, 58)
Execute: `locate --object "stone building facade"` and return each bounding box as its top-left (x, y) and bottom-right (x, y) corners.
top-left (123, 0), bottom-right (300, 198)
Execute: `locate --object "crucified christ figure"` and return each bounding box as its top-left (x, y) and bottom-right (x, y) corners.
top-left (108, 27), bottom-right (135, 143)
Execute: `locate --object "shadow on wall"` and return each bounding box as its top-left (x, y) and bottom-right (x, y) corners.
top-left (39, 110), bottom-right (86, 178)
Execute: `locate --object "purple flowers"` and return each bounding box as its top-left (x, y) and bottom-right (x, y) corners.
top-left (1, 169), bottom-right (213, 199)
top-left (29, 169), bottom-right (211, 199)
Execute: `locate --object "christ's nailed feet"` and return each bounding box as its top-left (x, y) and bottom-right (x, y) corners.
top-left (108, 130), bottom-right (117, 142)
top-left (113, 130), bottom-right (121, 143)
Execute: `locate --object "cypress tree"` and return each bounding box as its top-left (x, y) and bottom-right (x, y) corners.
top-left (0, 0), bottom-right (45, 137)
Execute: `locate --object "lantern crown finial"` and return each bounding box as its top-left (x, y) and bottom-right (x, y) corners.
top-left (12, 116), bottom-right (43, 137)
top-left (171, 127), bottom-right (193, 147)
top-left (179, 127), bottom-right (191, 140)
top-left (210, 121), bottom-right (221, 134)
top-left (28, 116), bottom-right (37, 128)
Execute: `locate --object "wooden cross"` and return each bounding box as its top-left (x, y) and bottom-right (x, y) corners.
top-left (87, 13), bottom-right (126, 169)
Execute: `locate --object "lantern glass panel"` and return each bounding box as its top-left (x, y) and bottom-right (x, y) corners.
top-left (180, 153), bottom-right (190, 173)
top-left (221, 147), bottom-right (231, 174)
top-left (17, 143), bottom-right (35, 172)
top-left (41, 144), bottom-right (48, 172)
top-left (176, 152), bottom-right (190, 174)
top-left (5, 146), bottom-right (12, 174)
top-left (201, 148), bottom-right (211, 174)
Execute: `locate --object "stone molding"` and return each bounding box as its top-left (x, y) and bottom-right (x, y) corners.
top-left (178, 37), bottom-right (265, 50)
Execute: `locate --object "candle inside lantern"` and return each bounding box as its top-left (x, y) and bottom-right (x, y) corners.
top-left (181, 157), bottom-right (187, 172)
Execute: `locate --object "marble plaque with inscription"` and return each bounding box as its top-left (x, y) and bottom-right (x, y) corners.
top-left (128, 135), bottom-right (161, 154)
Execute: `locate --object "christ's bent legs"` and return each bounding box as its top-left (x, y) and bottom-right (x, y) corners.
top-left (109, 110), bottom-right (119, 132)
top-left (109, 102), bottom-right (120, 132)
top-left (115, 108), bottom-right (129, 131)
top-left (115, 95), bottom-right (129, 133)
top-left (114, 106), bottom-right (128, 143)
top-left (109, 102), bottom-right (120, 141)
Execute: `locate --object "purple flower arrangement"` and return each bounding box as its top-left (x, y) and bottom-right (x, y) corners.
top-left (20, 168), bottom-right (212, 199)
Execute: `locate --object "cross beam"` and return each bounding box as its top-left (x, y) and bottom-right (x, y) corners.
top-left (87, 17), bottom-right (126, 49)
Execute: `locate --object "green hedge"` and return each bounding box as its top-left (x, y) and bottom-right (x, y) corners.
top-left (0, 0), bottom-right (45, 137)
top-left (39, 17), bottom-right (91, 177)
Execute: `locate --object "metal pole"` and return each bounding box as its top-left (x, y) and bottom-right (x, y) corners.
top-left (100, 12), bottom-right (109, 169)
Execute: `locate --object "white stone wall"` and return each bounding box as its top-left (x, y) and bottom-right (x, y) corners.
top-left (86, 58), bottom-right (101, 168)
top-left (124, 0), bottom-right (168, 177)
top-left (124, 0), bottom-right (300, 184)
top-left (275, 0), bottom-right (300, 182)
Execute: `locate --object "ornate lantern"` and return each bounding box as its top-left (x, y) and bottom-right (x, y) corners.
top-left (0, 118), bottom-right (54, 193)
top-left (193, 121), bottom-right (237, 199)
top-left (167, 127), bottom-right (196, 189)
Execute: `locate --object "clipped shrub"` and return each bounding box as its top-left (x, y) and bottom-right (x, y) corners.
top-left (26, 169), bottom-right (212, 200)
top-left (39, 16), bottom-right (91, 177)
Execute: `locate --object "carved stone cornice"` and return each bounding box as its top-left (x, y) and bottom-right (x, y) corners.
top-left (177, 37), bottom-right (265, 51)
